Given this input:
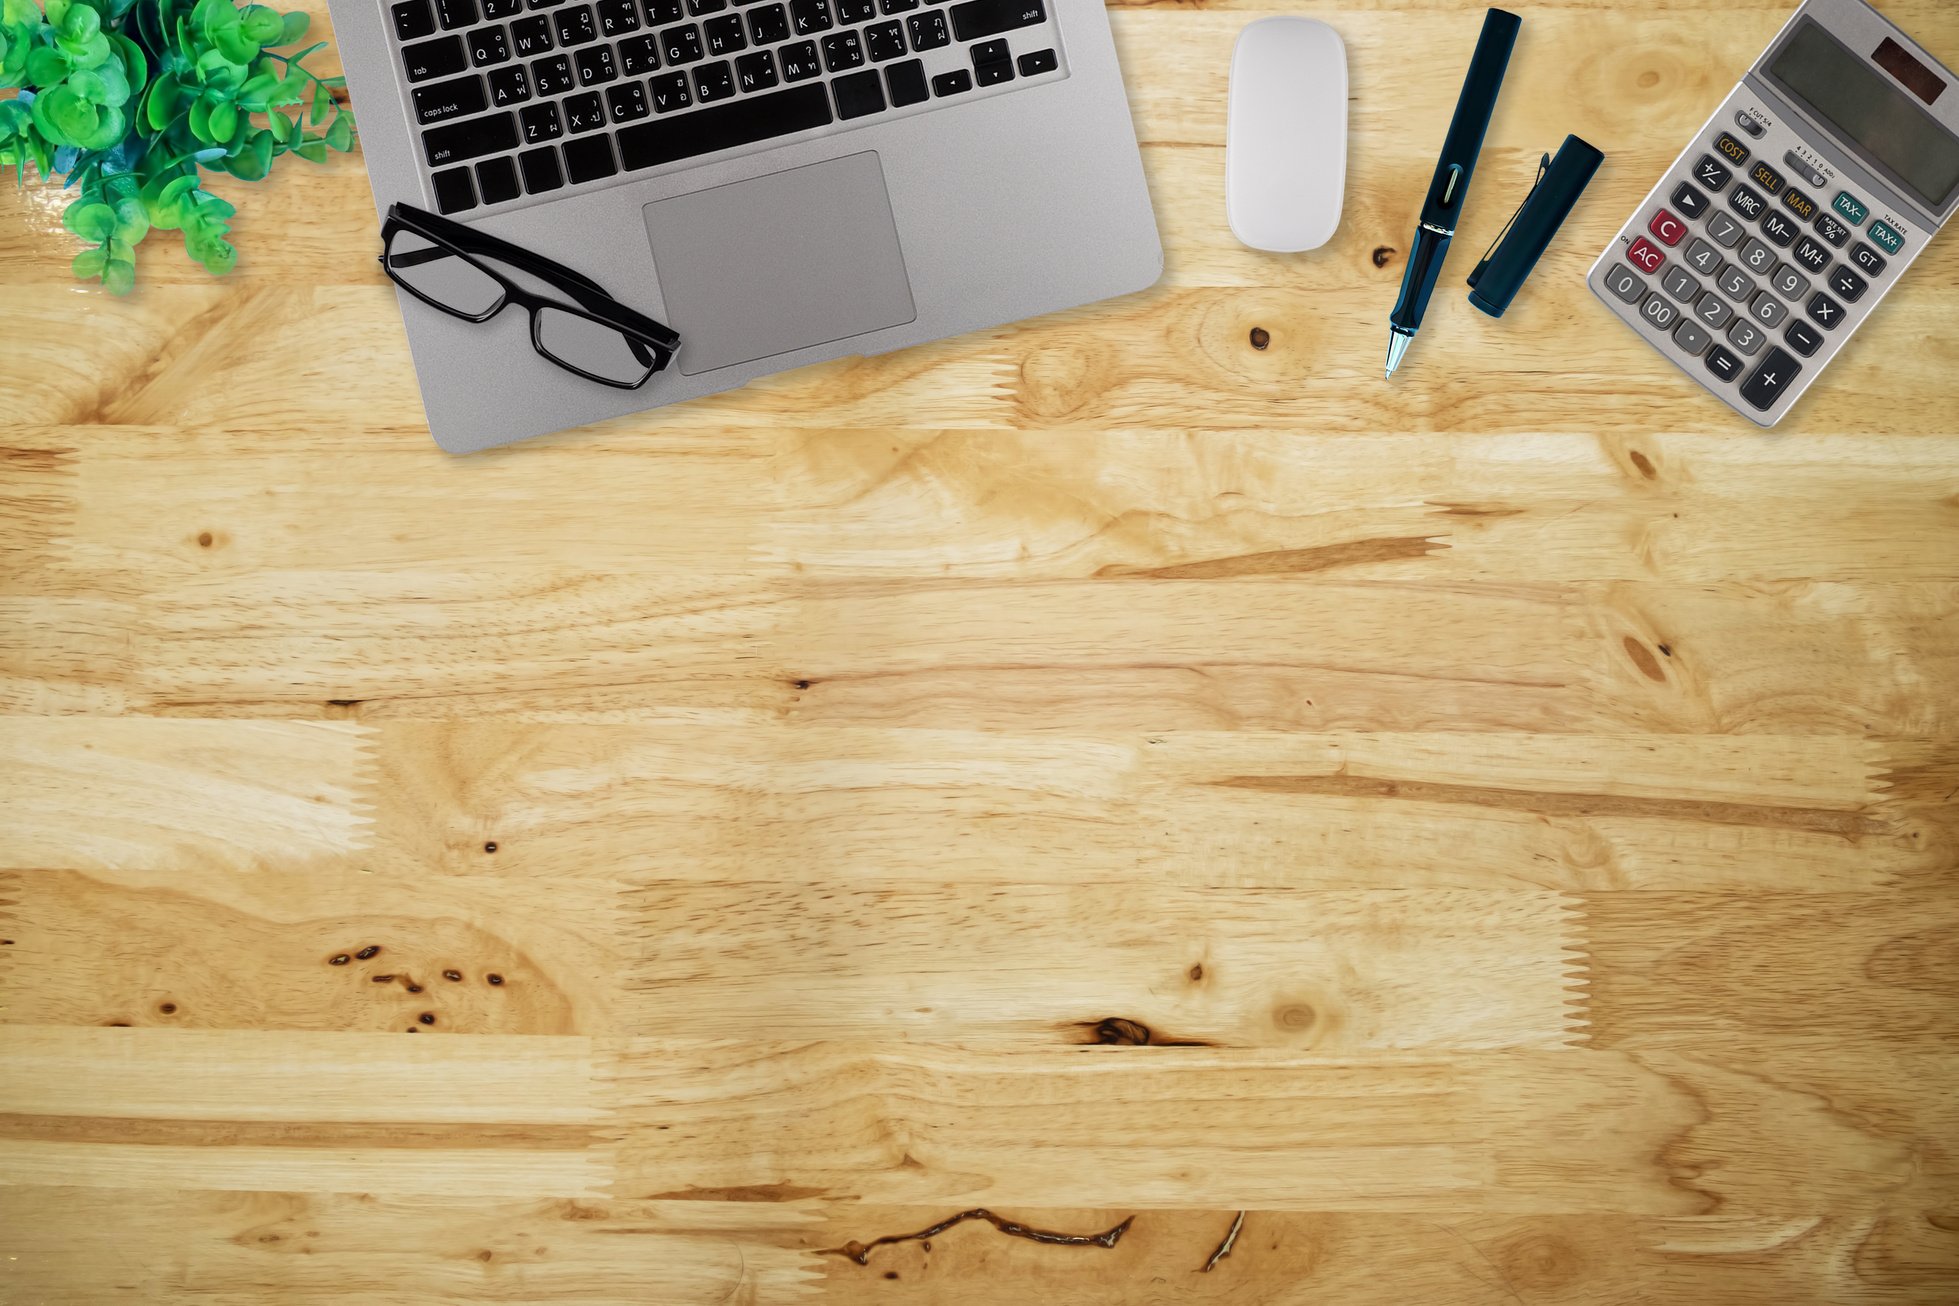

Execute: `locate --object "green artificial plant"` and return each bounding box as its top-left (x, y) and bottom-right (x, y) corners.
top-left (0, 0), bottom-right (355, 292)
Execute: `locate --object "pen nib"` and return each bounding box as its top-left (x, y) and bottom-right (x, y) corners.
top-left (1384, 332), bottom-right (1412, 378)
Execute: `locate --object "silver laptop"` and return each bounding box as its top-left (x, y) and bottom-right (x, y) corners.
top-left (326, 0), bottom-right (1163, 452)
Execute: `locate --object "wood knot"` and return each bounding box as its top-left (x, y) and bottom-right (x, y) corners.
top-left (1372, 246), bottom-right (1395, 268)
top-left (1622, 635), bottom-right (1666, 682)
top-left (1273, 1002), bottom-right (1316, 1031)
top-left (1090, 1017), bottom-right (1153, 1045)
top-left (1248, 326), bottom-right (1270, 350)
top-left (1628, 450), bottom-right (1657, 479)
top-left (196, 531), bottom-right (214, 548)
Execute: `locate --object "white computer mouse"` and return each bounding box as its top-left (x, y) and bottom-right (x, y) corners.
top-left (1226, 17), bottom-right (1348, 253)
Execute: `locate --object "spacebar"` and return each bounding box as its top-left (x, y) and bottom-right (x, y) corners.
top-left (618, 85), bottom-right (835, 172)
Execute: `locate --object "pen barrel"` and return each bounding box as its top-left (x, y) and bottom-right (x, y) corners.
top-left (1391, 228), bottom-right (1452, 334)
top-left (1421, 7), bottom-right (1522, 228)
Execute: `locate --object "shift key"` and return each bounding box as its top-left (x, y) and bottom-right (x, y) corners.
top-left (422, 110), bottom-right (518, 166)
top-left (949, 0), bottom-right (1044, 42)
top-left (413, 74), bottom-right (488, 125)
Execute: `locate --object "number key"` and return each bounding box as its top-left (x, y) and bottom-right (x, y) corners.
top-left (1683, 237), bottom-right (1722, 276)
top-left (1638, 290), bottom-right (1679, 331)
top-left (1661, 265), bottom-right (1701, 304)
top-left (1769, 263), bottom-right (1809, 302)
top-left (1604, 263), bottom-right (1645, 304)
top-left (1716, 263), bottom-right (1756, 302)
top-left (1725, 318), bottom-right (1766, 356)
top-left (1705, 211), bottom-right (1746, 248)
top-left (1738, 237), bottom-right (1775, 274)
top-left (1693, 291), bottom-right (1733, 331)
top-left (1748, 290), bottom-right (1787, 328)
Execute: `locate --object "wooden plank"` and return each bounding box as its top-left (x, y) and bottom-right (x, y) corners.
top-left (0, 719), bottom-right (374, 871)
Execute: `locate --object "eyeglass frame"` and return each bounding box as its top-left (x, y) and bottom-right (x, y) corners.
top-left (378, 202), bottom-right (681, 389)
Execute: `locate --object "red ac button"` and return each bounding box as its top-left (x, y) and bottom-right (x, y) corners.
top-left (1648, 209), bottom-right (1688, 246)
top-left (1626, 237), bottom-right (1666, 275)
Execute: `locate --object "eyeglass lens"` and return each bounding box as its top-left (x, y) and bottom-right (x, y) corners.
top-left (385, 229), bottom-right (505, 319)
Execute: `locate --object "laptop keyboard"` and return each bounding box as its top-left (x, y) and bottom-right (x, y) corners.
top-left (391, 0), bottom-right (1068, 213)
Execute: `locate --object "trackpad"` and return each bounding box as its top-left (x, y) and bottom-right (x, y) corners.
top-left (643, 151), bottom-right (917, 375)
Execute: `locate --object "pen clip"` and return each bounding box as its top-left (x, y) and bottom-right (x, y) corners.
top-left (1468, 152), bottom-right (1551, 286)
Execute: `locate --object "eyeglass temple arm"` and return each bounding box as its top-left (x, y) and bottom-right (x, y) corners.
top-left (386, 204), bottom-right (680, 352)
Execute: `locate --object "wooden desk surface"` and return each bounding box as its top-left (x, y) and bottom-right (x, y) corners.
top-left (4, 0), bottom-right (1958, 1300)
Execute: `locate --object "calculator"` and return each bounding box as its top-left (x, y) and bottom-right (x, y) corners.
top-left (1589, 0), bottom-right (1959, 426)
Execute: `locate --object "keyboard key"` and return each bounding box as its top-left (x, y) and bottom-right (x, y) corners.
top-left (512, 14), bottom-right (554, 53)
top-left (779, 39), bottom-right (820, 79)
top-left (531, 53), bottom-right (574, 93)
top-left (1602, 263), bottom-right (1644, 304)
top-left (1781, 187), bottom-right (1817, 223)
top-left (1759, 211), bottom-right (1799, 247)
top-left (485, 0), bottom-right (524, 15)
top-left (970, 37), bottom-right (1007, 66)
top-left (1682, 238), bottom-right (1722, 277)
top-left (1704, 211), bottom-right (1745, 248)
top-left (555, 5), bottom-right (598, 41)
top-left (619, 33), bottom-right (660, 72)
top-left (1672, 318), bottom-right (1711, 357)
top-left (1806, 291), bottom-right (1844, 329)
top-left (1747, 290), bottom-right (1786, 328)
top-left (1737, 237), bottom-right (1775, 275)
top-left (528, 0), bottom-right (566, 8)
top-left (1769, 263), bottom-right (1809, 302)
top-left (431, 165), bottom-right (476, 213)
top-left (748, 2), bottom-right (789, 41)
top-left (1739, 346), bottom-right (1800, 411)
top-left (1660, 265), bottom-right (1700, 304)
top-left (1831, 190), bottom-right (1868, 225)
top-left (1725, 318), bottom-right (1766, 356)
top-left (435, 0), bottom-right (478, 28)
top-left (563, 89), bottom-right (605, 129)
top-left (1713, 130), bottom-right (1750, 166)
top-left (694, 58), bottom-right (734, 99)
top-left (1691, 291), bottom-right (1732, 331)
top-left (476, 154), bottom-right (521, 203)
top-left (520, 100), bottom-right (563, 141)
top-left (906, 9), bottom-right (946, 49)
top-left (618, 80), bottom-right (831, 167)
top-left (1625, 237), bottom-right (1665, 275)
top-left (661, 21), bottom-right (704, 60)
top-left (648, 70), bottom-right (692, 109)
top-left (1728, 183), bottom-right (1766, 221)
top-left (705, 12), bottom-right (746, 51)
top-left (884, 56), bottom-right (926, 105)
top-left (865, 19), bottom-right (903, 58)
top-left (598, 0), bottom-right (640, 31)
top-left (791, 0), bottom-right (831, 33)
top-left (688, 0), bottom-right (726, 11)
top-left (393, 0), bottom-right (437, 41)
top-left (836, 0), bottom-right (875, 20)
top-left (1716, 263), bottom-right (1755, 302)
top-left (643, 0), bottom-right (681, 18)
top-left (576, 44), bottom-right (617, 81)
top-left (880, 0), bottom-right (917, 10)
top-left (831, 65), bottom-right (883, 117)
top-left (468, 26), bottom-right (511, 64)
top-left (1868, 220), bottom-right (1905, 255)
top-left (1790, 236), bottom-right (1830, 275)
top-left (413, 73), bottom-right (488, 124)
top-left (1636, 289), bottom-right (1678, 331)
top-left (949, 0), bottom-right (1041, 41)
top-left (822, 29), bottom-right (863, 68)
top-left (1783, 319), bottom-right (1823, 358)
top-left (736, 48), bottom-right (778, 88)
top-left (1813, 213), bottom-right (1850, 247)
top-left (607, 78), bottom-right (649, 118)
top-left (563, 133), bottom-right (617, 182)
top-left (1747, 160), bottom-right (1782, 195)
top-left (1826, 264), bottom-right (1867, 303)
top-left (976, 56), bottom-right (1013, 85)
top-left (519, 144), bottom-right (564, 191)
top-left (1705, 344), bottom-right (1743, 383)
top-left (1692, 154), bottom-right (1732, 192)
top-left (1670, 182), bottom-right (1708, 220)
top-left (489, 63), bottom-right (531, 104)
top-left (1849, 241), bottom-right (1887, 276)
top-left (931, 67), bottom-right (970, 95)
top-left (403, 34), bottom-right (469, 81)
top-left (423, 109), bottom-right (519, 165)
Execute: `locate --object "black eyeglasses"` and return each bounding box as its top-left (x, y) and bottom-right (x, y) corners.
top-left (379, 203), bottom-right (681, 389)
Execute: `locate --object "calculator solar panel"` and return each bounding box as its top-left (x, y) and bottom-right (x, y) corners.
top-left (1588, 0), bottom-right (1959, 426)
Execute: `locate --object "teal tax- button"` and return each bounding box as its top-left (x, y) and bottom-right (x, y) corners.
top-left (1833, 191), bottom-right (1870, 224)
top-left (1868, 220), bottom-right (1906, 254)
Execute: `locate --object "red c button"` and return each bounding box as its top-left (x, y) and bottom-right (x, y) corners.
top-left (1648, 209), bottom-right (1688, 246)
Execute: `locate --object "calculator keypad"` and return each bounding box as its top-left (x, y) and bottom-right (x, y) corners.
top-left (1590, 84), bottom-right (1931, 426)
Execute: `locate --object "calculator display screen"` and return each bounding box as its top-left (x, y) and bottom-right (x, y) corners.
top-left (1766, 19), bottom-right (1959, 212)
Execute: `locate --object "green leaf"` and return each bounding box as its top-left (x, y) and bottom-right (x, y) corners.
top-left (207, 97), bottom-right (235, 141)
top-left (144, 72), bottom-right (180, 130)
top-left (239, 4), bottom-right (282, 43)
top-left (224, 124), bottom-right (270, 177)
top-left (265, 106), bottom-right (291, 142)
top-left (66, 68), bottom-right (109, 103)
top-left (186, 94), bottom-right (210, 140)
top-left (212, 23), bottom-right (257, 65)
top-left (31, 84), bottom-right (98, 146)
top-left (197, 235), bottom-right (234, 274)
top-left (26, 45), bottom-right (71, 87)
top-left (45, 0), bottom-right (71, 25)
top-left (235, 70), bottom-right (278, 109)
top-left (64, 197), bottom-right (115, 240)
top-left (102, 255), bottom-right (134, 294)
top-left (112, 194), bottom-right (147, 240)
top-left (72, 245), bottom-right (107, 278)
top-left (309, 79), bottom-right (328, 124)
top-left (57, 2), bottom-right (99, 42)
top-left (291, 133), bottom-right (323, 163)
top-left (276, 9), bottom-right (306, 44)
top-left (323, 111), bottom-right (350, 152)
top-left (194, 48), bottom-right (243, 88)
top-left (111, 31), bottom-right (145, 91)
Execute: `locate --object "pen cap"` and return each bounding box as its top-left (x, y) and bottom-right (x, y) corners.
top-left (1466, 134), bottom-right (1605, 318)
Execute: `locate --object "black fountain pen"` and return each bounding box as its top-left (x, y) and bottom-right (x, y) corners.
top-left (1385, 8), bottom-right (1522, 378)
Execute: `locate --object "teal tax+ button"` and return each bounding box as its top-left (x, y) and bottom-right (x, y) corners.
top-left (1868, 220), bottom-right (1906, 254)
top-left (1833, 191), bottom-right (1870, 224)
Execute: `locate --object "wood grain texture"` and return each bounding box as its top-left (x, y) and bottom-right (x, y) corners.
top-left (3, 0), bottom-right (1958, 1300)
